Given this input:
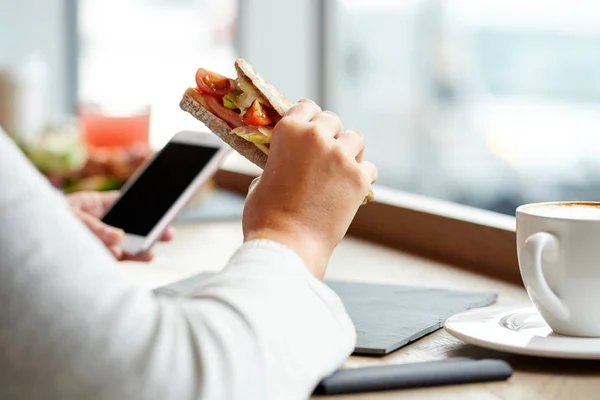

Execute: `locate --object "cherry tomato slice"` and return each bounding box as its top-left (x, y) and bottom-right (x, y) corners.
top-left (202, 94), bottom-right (243, 128)
top-left (195, 68), bottom-right (235, 95)
top-left (242, 99), bottom-right (275, 126)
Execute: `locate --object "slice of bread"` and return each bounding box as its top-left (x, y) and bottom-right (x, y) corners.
top-left (180, 88), bottom-right (268, 169)
top-left (233, 59), bottom-right (293, 117)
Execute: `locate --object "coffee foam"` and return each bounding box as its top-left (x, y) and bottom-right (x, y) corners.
top-left (524, 202), bottom-right (600, 219)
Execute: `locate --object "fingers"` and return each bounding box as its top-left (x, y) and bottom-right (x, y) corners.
top-left (108, 245), bottom-right (124, 260)
top-left (248, 176), bottom-right (261, 195)
top-left (72, 196), bottom-right (165, 262)
top-left (356, 147), bottom-right (365, 163)
top-left (283, 100), bottom-right (344, 140)
top-left (337, 129), bottom-right (365, 160)
top-left (75, 209), bottom-right (125, 246)
top-left (87, 191), bottom-right (120, 217)
top-left (97, 191), bottom-right (120, 210)
top-left (68, 190), bottom-right (121, 217)
top-left (121, 251), bottom-right (155, 263)
top-left (360, 160), bottom-right (378, 184)
top-left (110, 246), bottom-right (154, 262)
top-left (310, 111), bottom-right (342, 137)
top-left (160, 226), bottom-right (175, 242)
top-left (284, 98), bottom-right (322, 122)
top-left (278, 98), bottom-right (378, 198)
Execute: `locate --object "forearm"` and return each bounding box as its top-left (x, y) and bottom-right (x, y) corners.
top-left (183, 240), bottom-right (356, 400)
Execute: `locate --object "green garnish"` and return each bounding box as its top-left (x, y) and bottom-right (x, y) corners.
top-left (223, 93), bottom-right (238, 110)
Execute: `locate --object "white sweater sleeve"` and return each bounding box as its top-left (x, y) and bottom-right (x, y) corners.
top-left (0, 132), bottom-right (356, 400)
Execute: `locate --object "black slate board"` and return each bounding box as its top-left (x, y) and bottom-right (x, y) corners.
top-left (154, 274), bottom-right (496, 356)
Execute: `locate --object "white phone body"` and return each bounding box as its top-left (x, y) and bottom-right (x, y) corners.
top-left (101, 130), bottom-right (231, 256)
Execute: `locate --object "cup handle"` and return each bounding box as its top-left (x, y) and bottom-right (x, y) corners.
top-left (524, 232), bottom-right (569, 320)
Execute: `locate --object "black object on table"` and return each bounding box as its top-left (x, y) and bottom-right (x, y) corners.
top-left (314, 357), bottom-right (513, 395)
top-left (155, 274), bottom-right (497, 356)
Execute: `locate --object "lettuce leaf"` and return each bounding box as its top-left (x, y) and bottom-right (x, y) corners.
top-left (223, 93), bottom-right (238, 110)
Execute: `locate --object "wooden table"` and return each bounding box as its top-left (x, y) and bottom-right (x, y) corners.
top-left (122, 220), bottom-right (600, 400)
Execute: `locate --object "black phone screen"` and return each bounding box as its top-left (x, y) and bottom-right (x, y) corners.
top-left (102, 142), bottom-right (219, 236)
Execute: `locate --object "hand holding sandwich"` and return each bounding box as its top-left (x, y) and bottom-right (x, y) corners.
top-left (243, 99), bottom-right (378, 279)
top-left (180, 59), bottom-right (374, 203)
top-left (180, 59), bottom-right (377, 279)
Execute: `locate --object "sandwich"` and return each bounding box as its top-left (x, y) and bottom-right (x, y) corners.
top-left (179, 58), bottom-right (373, 203)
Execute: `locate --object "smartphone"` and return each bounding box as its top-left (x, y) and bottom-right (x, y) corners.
top-left (101, 131), bottom-right (230, 255)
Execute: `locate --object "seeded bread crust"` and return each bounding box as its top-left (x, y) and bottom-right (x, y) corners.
top-left (234, 59), bottom-right (293, 117)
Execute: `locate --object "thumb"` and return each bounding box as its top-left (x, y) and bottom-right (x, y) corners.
top-left (248, 175), bottom-right (262, 195)
top-left (74, 209), bottom-right (125, 246)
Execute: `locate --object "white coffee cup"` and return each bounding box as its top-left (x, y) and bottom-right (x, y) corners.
top-left (517, 201), bottom-right (600, 337)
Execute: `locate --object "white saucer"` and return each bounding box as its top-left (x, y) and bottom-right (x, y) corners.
top-left (445, 306), bottom-right (600, 359)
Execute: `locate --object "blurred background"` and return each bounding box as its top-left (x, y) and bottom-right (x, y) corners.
top-left (1, 0), bottom-right (600, 214)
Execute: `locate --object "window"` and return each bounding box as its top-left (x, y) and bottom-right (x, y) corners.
top-left (77, 0), bottom-right (600, 216)
top-left (318, 0), bottom-right (600, 215)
